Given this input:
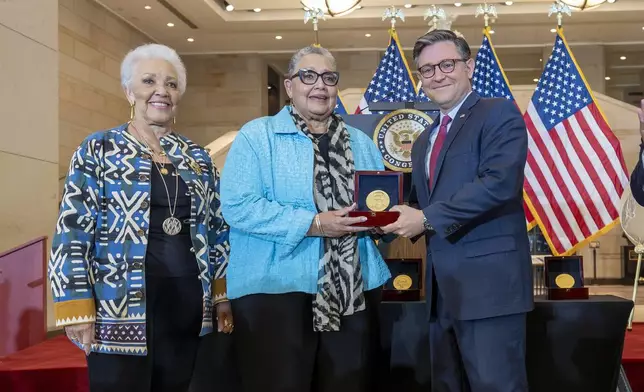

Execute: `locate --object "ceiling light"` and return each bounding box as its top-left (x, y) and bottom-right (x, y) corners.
top-left (558, 1), bottom-right (607, 11)
top-left (620, 56), bottom-right (626, 60)
top-left (275, 35), bottom-right (283, 40)
top-left (550, 28), bottom-right (557, 33)
top-left (167, 22), bottom-right (175, 27)
top-left (489, 30), bottom-right (495, 34)
top-left (533, 78), bottom-right (539, 82)
top-left (605, 76), bottom-right (611, 80)
top-left (607, 0), bottom-right (616, 3)
top-left (540, 58), bottom-right (543, 62)
top-left (404, 3), bottom-right (412, 8)
top-left (253, 8), bottom-right (261, 12)
top-left (300, 1), bottom-right (362, 17)
top-left (144, 5), bottom-right (151, 10)
top-left (505, 1), bottom-right (514, 4)
top-left (365, 33), bottom-right (371, 37)
top-left (454, 2), bottom-right (462, 6)
top-left (187, 38), bottom-right (194, 42)
top-left (225, 4), bottom-right (234, 11)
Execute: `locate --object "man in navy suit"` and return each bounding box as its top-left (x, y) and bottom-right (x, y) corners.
top-left (630, 100), bottom-right (644, 205)
top-left (381, 30), bottom-right (533, 391)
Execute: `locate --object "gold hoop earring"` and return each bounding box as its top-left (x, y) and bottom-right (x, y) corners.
top-left (173, 117), bottom-right (176, 125)
top-left (130, 103), bottom-right (135, 120)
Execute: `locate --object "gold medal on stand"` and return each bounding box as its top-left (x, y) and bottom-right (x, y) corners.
top-left (555, 273), bottom-right (575, 289)
top-left (393, 274), bottom-right (413, 290)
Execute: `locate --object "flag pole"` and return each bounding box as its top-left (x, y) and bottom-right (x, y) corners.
top-left (382, 5), bottom-right (404, 33)
top-left (423, 5), bottom-right (446, 32)
top-left (304, 7), bottom-right (326, 46)
top-left (548, 1), bottom-right (572, 30)
top-left (475, 2), bottom-right (497, 31)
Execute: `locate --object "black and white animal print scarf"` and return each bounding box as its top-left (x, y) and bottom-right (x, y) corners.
top-left (289, 106), bottom-right (366, 332)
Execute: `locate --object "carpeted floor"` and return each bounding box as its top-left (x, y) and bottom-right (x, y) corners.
top-left (0, 335), bottom-right (87, 392)
top-left (3, 324), bottom-right (644, 392)
top-left (622, 323), bottom-right (644, 391)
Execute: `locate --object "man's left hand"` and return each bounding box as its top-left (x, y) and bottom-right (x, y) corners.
top-left (381, 205), bottom-right (426, 238)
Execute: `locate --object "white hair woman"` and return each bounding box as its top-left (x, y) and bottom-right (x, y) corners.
top-left (48, 43), bottom-right (232, 392)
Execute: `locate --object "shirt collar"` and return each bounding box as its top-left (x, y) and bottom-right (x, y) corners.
top-left (440, 90), bottom-right (473, 123)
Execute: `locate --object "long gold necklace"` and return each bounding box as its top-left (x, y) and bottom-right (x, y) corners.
top-left (129, 122), bottom-right (182, 236)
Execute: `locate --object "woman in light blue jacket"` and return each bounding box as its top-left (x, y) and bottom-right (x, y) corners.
top-left (220, 45), bottom-right (391, 392)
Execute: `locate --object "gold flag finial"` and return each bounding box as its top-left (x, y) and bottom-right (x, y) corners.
top-left (304, 7), bottom-right (326, 45)
top-left (548, 1), bottom-right (571, 28)
top-left (382, 6), bottom-right (404, 31)
top-left (423, 5), bottom-right (447, 32)
top-left (475, 2), bottom-right (497, 28)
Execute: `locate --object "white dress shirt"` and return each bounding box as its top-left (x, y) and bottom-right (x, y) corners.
top-left (425, 91), bottom-right (473, 179)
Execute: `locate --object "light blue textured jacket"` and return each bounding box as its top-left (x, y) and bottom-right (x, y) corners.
top-left (220, 106), bottom-right (391, 299)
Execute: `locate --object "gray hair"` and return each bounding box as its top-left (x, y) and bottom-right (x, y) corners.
top-left (120, 44), bottom-right (187, 95)
top-left (412, 30), bottom-right (471, 68)
top-left (286, 46), bottom-right (337, 78)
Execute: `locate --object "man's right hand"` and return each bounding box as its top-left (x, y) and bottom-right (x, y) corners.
top-left (65, 322), bottom-right (95, 356)
top-left (317, 203), bottom-right (372, 237)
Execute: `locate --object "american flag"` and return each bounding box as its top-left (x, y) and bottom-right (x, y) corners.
top-left (335, 95), bottom-right (348, 114)
top-left (416, 81), bottom-right (431, 102)
top-left (523, 29), bottom-right (628, 256)
top-left (355, 30), bottom-right (417, 114)
top-left (472, 29), bottom-right (536, 230)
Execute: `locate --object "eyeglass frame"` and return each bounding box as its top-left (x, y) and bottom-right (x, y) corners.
top-left (289, 69), bottom-right (340, 86)
top-left (416, 58), bottom-right (469, 79)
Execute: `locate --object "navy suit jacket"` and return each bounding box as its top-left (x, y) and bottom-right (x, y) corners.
top-left (410, 92), bottom-right (534, 321)
top-left (630, 143), bottom-right (644, 206)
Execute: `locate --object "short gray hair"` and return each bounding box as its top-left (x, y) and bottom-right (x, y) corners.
top-left (286, 46), bottom-right (337, 78)
top-left (412, 30), bottom-right (471, 68)
top-left (120, 44), bottom-right (187, 95)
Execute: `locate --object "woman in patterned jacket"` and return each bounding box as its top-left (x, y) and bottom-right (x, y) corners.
top-left (220, 45), bottom-right (391, 392)
top-left (48, 43), bottom-right (232, 392)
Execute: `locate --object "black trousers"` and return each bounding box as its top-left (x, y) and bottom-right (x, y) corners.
top-left (231, 289), bottom-right (381, 392)
top-left (86, 275), bottom-right (203, 392)
top-left (430, 281), bottom-right (528, 392)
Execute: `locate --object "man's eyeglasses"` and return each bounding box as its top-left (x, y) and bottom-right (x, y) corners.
top-left (290, 69), bottom-right (340, 86)
top-left (417, 58), bottom-right (468, 79)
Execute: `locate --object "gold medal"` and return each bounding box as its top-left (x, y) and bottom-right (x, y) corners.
top-left (366, 190), bottom-right (390, 212)
top-left (555, 273), bottom-right (575, 289)
top-left (393, 274), bottom-right (412, 290)
top-left (160, 167), bottom-right (169, 175)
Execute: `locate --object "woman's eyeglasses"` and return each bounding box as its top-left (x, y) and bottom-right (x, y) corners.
top-left (290, 69), bottom-right (340, 86)
top-left (417, 58), bottom-right (468, 79)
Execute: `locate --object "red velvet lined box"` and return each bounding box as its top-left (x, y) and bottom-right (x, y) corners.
top-left (544, 255), bottom-right (589, 300)
top-left (349, 170), bottom-right (403, 227)
top-left (382, 258), bottom-right (423, 302)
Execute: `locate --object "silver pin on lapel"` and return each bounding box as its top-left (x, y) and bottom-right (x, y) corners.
top-left (459, 114), bottom-right (465, 118)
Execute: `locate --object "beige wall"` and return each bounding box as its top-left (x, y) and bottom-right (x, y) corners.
top-left (178, 55), bottom-right (270, 147)
top-left (0, 0), bottom-right (59, 328)
top-left (58, 0), bottom-right (151, 183)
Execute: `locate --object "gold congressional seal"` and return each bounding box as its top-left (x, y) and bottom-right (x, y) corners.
top-left (555, 273), bottom-right (575, 289)
top-left (366, 190), bottom-right (390, 212)
top-left (393, 274), bottom-right (413, 290)
top-left (373, 109), bottom-right (434, 172)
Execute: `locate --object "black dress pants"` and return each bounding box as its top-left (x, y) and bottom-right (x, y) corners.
top-left (231, 289), bottom-right (381, 392)
top-left (429, 280), bottom-right (528, 392)
top-left (86, 275), bottom-right (203, 392)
